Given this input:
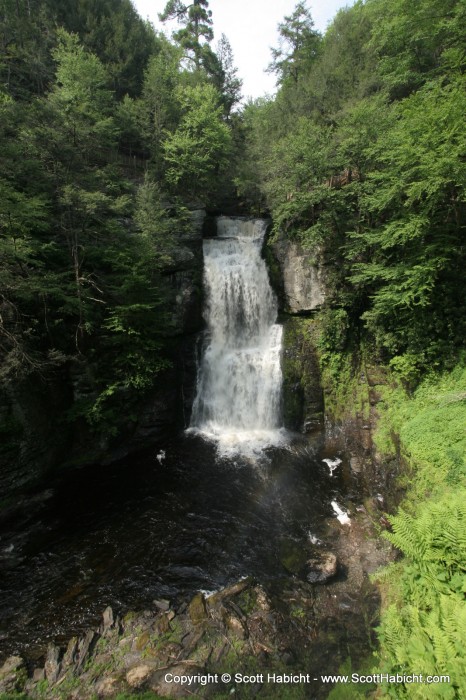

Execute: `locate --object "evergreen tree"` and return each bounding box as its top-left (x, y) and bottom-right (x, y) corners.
top-left (267, 1), bottom-right (321, 85)
top-left (49, 0), bottom-right (159, 98)
top-left (214, 33), bottom-right (242, 117)
top-left (162, 83), bottom-right (232, 198)
top-left (159, 0), bottom-right (213, 71)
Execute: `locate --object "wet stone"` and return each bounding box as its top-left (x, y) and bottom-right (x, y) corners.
top-left (350, 456), bottom-right (363, 473)
top-left (62, 636), bottom-right (79, 668)
top-left (135, 630), bottom-right (151, 651)
top-left (76, 630), bottom-right (97, 669)
top-left (224, 613), bottom-right (247, 640)
top-left (32, 668), bottom-right (45, 682)
top-left (303, 552), bottom-right (338, 584)
top-left (279, 538), bottom-right (310, 574)
top-left (101, 606), bottom-right (114, 635)
top-left (155, 613), bottom-right (172, 635)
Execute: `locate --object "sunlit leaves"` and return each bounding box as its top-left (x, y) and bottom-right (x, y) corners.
top-left (162, 83), bottom-right (232, 197)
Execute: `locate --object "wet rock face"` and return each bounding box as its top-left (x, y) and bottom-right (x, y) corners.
top-left (0, 210), bottom-right (206, 498)
top-left (281, 317), bottom-right (324, 432)
top-left (166, 208), bottom-right (205, 336)
top-left (0, 372), bottom-right (72, 502)
top-left (270, 237), bottom-right (325, 314)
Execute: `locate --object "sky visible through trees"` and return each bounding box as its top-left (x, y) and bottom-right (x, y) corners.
top-left (132, 0), bottom-right (352, 98)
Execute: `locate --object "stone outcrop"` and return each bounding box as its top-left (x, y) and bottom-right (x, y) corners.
top-left (166, 208), bottom-right (205, 335)
top-left (303, 552), bottom-right (338, 584)
top-left (270, 236), bottom-right (325, 314)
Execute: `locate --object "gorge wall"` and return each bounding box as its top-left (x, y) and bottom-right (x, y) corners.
top-left (0, 208), bottom-right (206, 505)
top-left (1, 211), bottom-right (387, 512)
top-left (267, 226), bottom-right (392, 501)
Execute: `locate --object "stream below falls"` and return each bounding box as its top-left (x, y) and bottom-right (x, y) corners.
top-left (0, 217), bottom-right (386, 678)
top-left (0, 431), bottom-right (378, 665)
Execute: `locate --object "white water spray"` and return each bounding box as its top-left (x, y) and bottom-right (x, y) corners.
top-left (189, 217), bottom-right (284, 456)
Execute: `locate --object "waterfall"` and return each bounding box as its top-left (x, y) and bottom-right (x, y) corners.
top-left (189, 216), bottom-right (285, 456)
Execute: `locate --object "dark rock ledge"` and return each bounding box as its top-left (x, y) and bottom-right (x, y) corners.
top-left (0, 504), bottom-right (395, 700)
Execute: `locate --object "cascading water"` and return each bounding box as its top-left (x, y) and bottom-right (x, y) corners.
top-left (189, 216), bottom-right (285, 456)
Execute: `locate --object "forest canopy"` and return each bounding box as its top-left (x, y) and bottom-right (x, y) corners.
top-left (239, 0), bottom-right (465, 379)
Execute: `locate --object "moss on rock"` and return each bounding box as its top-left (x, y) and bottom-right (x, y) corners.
top-left (281, 317), bottom-right (324, 432)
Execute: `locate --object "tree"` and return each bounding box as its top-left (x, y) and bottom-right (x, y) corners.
top-left (366, 0), bottom-right (464, 99)
top-left (0, 0), bottom-right (55, 98)
top-left (162, 83), bottom-right (232, 198)
top-left (213, 34), bottom-right (242, 117)
top-left (48, 0), bottom-right (159, 98)
top-left (347, 72), bottom-right (466, 361)
top-left (159, 0), bottom-right (213, 71)
top-left (268, 2), bottom-right (321, 85)
top-left (139, 39), bottom-right (182, 168)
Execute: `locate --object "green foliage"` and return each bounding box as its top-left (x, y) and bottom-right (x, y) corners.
top-left (138, 41), bottom-right (182, 172)
top-left (49, 0), bottom-right (158, 98)
top-left (388, 354), bottom-right (422, 390)
top-left (0, 6), bottom-right (221, 444)
top-left (0, 0), bottom-right (157, 100)
top-left (374, 364), bottom-right (466, 498)
top-left (366, 0), bottom-right (464, 98)
top-left (212, 33), bottom-right (242, 117)
top-left (163, 83), bottom-right (232, 198)
top-left (237, 0), bottom-right (465, 372)
top-left (159, 0), bottom-right (213, 71)
top-left (267, 2), bottom-right (322, 86)
top-left (327, 657), bottom-right (375, 699)
top-left (371, 364), bottom-right (466, 698)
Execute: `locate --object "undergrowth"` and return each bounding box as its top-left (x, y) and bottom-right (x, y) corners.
top-left (372, 361), bottom-right (466, 699)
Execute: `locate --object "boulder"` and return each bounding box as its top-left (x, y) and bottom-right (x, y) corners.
top-left (0, 655), bottom-right (24, 693)
top-left (303, 552), bottom-right (338, 584)
top-left (126, 664), bottom-right (152, 688)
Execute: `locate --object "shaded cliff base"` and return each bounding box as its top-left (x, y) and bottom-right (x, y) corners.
top-left (0, 207), bottom-right (207, 513)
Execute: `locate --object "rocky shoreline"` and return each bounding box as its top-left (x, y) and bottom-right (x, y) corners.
top-left (1, 499), bottom-right (393, 699)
